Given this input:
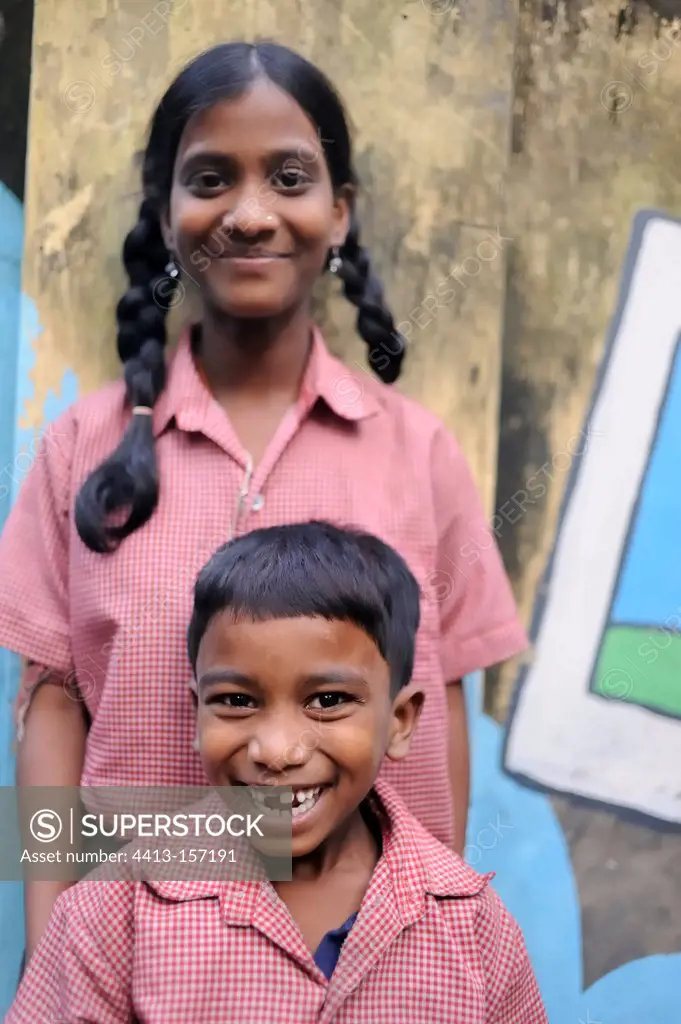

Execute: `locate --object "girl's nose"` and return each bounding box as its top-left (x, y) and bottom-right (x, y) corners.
top-left (222, 199), bottom-right (277, 237)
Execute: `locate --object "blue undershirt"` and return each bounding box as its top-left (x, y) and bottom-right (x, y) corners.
top-left (312, 912), bottom-right (358, 979)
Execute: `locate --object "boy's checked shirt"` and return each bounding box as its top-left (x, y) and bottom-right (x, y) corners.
top-left (8, 781), bottom-right (547, 1024)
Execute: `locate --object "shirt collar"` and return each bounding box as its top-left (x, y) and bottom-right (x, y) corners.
top-left (299, 326), bottom-right (382, 422)
top-left (151, 324), bottom-right (382, 439)
top-left (368, 779), bottom-right (491, 908)
top-left (143, 779), bottom-right (491, 916)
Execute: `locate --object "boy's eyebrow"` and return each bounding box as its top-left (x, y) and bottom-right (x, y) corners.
top-left (304, 670), bottom-right (369, 687)
top-left (197, 668), bottom-right (253, 690)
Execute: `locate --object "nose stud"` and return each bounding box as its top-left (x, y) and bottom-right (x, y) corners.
top-left (222, 211), bottom-right (276, 227)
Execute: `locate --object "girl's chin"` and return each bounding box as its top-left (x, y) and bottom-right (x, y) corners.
top-left (210, 300), bottom-right (293, 322)
top-left (205, 280), bottom-right (298, 321)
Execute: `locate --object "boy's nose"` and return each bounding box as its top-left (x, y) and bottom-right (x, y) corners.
top-left (247, 719), bottom-right (312, 779)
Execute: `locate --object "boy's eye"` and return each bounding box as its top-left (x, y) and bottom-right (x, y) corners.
top-left (207, 692), bottom-right (256, 710)
top-left (271, 163), bottom-right (310, 190)
top-left (307, 692), bottom-right (352, 711)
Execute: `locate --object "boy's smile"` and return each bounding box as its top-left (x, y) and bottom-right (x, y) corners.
top-left (195, 613), bottom-right (421, 861)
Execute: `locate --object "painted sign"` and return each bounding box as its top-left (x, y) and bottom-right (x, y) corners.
top-left (505, 210), bottom-right (681, 824)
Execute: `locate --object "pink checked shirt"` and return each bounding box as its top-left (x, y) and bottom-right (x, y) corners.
top-left (7, 781), bottom-right (547, 1024)
top-left (0, 328), bottom-right (526, 845)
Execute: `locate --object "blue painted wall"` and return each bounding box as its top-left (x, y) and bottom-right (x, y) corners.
top-left (470, 709), bottom-right (681, 1023)
top-left (0, 180), bottom-right (77, 1015)
top-left (0, 181), bottom-right (26, 1015)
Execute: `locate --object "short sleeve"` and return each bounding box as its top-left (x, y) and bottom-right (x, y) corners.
top-left (6, 881), bottom-right (135, 1024)
top-left (0, 410), bottom-right (76, 674)
top-left (474, 888), bottom-right (548, 1023)
top-left (429, 426), bottom-right (528, 681)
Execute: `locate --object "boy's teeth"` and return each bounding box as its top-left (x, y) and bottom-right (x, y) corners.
top-left (247, 786), bottom-right (323, 816)
top-left (293, 786), bottom-right (320, 805)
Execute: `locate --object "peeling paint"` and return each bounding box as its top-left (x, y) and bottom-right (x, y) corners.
top-left (37, 184), bottom-right (93, 259)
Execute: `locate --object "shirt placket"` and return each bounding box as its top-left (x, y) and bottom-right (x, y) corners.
top-left (228, 454), bottom-right (254, 541)
top-left (227, 399), bottom-right (314, 540)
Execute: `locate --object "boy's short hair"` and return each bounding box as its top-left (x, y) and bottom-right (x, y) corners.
top-left (187, 521), bottom-right (421, 694)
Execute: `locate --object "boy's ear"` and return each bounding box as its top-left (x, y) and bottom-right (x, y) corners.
top-left (385, 685), bottom-right (424, 763)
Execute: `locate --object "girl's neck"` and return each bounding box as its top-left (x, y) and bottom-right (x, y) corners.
top-left (195, 304), bottom-right (314, 402)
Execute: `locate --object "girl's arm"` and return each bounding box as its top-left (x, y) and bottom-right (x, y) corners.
top-left (446, 679), bottom-right (470, 854)
top-left (430, 425), bottom-right (528, 852)
top-left (17, 667), bottom-right (88, 961)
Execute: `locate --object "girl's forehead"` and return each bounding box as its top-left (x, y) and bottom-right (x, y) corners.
top-left (177, 81), bottom-right (323, 158)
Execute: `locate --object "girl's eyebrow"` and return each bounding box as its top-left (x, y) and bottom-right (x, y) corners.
top-left (179, 145), bottom-right (322, 169)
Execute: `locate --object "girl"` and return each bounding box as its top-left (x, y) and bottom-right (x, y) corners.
top-left (0, 41), bottom-right (526, 959)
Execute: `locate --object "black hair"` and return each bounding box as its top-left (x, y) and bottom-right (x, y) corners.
top-left (75, 41), bottom-right (406, 554)
top-left (187, 521), bottom-right (420, 696)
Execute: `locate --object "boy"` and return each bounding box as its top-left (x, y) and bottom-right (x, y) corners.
top-left (8, 521), bottom-right (546, 1023)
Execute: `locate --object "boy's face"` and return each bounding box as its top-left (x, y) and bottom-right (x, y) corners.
top-left (194, 613), bottom-right (422, 858)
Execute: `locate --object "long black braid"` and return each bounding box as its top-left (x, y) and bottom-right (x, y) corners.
top-left (74, 195), bottom-right (177, 552)
top-left (335, 211), bottom-right (405, 384)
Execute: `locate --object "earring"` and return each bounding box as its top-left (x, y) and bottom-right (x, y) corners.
top-left (192, 736), bottom-right (200, 752)
top-left (328, 247), bottom-right (342, 274)
top-left (165, 259), bottom-right (180, 279)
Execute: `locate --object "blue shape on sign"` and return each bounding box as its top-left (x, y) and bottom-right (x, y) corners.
top-left (611, 339), bottom-right (681, 627)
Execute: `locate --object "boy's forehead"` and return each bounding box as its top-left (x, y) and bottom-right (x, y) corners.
top-left (196, 613), bottom-right (388, 681)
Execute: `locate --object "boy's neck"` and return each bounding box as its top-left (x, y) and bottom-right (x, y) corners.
top-left (264, 800), bottom-right (381, 891)
top-left (297, 803), bottom-right (380, 882)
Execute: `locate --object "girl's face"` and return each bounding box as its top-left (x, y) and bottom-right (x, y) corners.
top-left (162, 79), bottom-right (351, 320)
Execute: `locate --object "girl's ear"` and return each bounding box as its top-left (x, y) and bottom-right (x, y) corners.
top-left (330, 184), bottom-right (355, 249)
top-left (385, 685), bottom-right (424, 763)
top-left (160, 207), bottom-right (174, 254)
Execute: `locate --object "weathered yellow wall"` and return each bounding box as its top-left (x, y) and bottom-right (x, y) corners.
top-left (492, 1), bottom-right (681, 715)
top-left (21, 0), bottom-right (516, 514)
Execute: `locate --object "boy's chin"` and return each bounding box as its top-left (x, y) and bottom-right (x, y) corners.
top-left (249, 830), bottom-right (328, 864)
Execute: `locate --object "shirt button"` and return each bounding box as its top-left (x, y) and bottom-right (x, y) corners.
top-left (251, 494), bottom-right (265, 512)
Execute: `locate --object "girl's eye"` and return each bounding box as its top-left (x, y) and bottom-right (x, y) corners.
top-left (190, 170), bottom-right (227, 192)
top-left (208, 692), bottom-right (256, 710)
top-left (272, 165), bottom-right (310, 190)
top-left (307, 692), bottom-right (352, 711)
